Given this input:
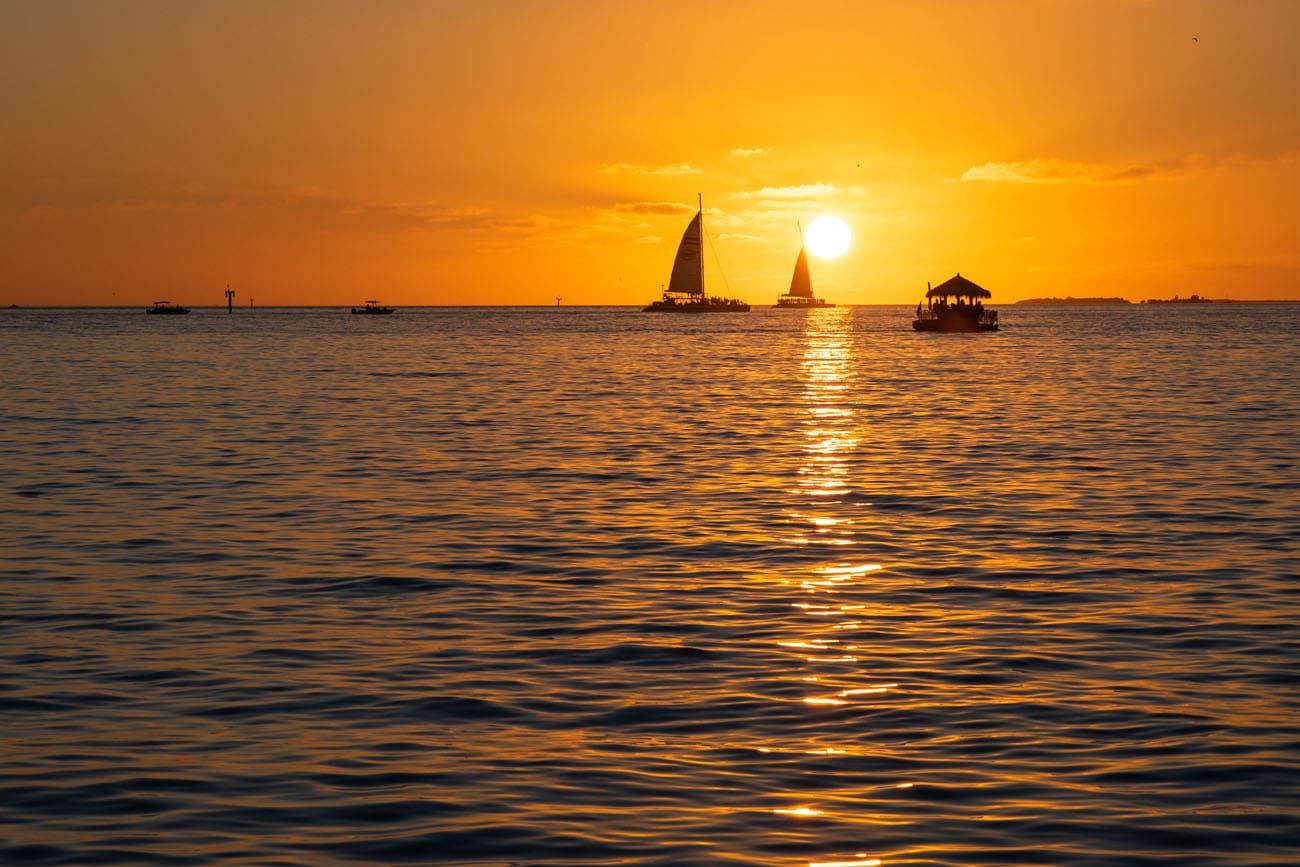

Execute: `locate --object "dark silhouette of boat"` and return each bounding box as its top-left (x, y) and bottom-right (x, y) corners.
top-left (643, 196), bottom-right (749, 313)
top-left (352, 300), bottom-right (395, 314)
top-left (775, 228), bottom-right (833, 308)
top-left (146, 301), bottom-right (190, 315)
top-left (913, 274), bottom-right (998, 332)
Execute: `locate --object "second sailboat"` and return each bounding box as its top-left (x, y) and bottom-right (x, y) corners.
top-left (775, 226), bottom-right (833, 308)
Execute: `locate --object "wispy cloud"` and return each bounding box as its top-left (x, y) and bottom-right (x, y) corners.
top-left (715, 232), bottom-right (763, 242)
top-left (734, 183), bottom-right (839, 199)
top-left (611, 201), bottom-right (696, 215)
top-left (599, 162), bottom-right (700, 176)
top-left (963, 150), bottom-right (1300, 184)
top-left (18, 183), bottom-right (541, 234)
top-left (729, 147), bottom-right (769, 158)
top-left (632, 235), bottom-right (661, 244)
top-left (339, 201), bottom-right (498, 230)
top-left (960, 159), bottom-right (1164, 184)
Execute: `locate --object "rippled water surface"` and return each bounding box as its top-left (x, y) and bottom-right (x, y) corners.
top-left (2, 304), bottom-right (1298, 865)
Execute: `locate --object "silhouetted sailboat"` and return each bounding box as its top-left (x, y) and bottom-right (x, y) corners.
top-left (642, 196), bottom-right (749, 313)
top-left (775, 230), bottom-right (833, 308)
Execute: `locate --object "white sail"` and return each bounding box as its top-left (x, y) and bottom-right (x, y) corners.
top-left (786, 247), bottom-right (813, 299)
top-left (666, 210), bottom-right (703, 296)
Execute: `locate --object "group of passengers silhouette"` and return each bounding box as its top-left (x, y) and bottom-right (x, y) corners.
top-left (916, 298), bottom-right (985, 318)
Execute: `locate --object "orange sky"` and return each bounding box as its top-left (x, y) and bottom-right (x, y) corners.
top-left (2, 0), bottom-right (1298, 306)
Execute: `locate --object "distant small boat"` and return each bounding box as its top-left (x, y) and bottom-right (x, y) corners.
top-left (774, 232), bottom-right (833, 308)
top-left (913, 274), bottom-right (998, 332)
top-left (351, 300), bottom-right (395, 314)
top-left (643, 196), bottom-right (749, 313)
top-left (146, 301), bottom-right (189, 315)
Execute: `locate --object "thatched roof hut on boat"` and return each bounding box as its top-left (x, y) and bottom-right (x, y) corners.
top-left (926, 273), bottom-right (991, 301)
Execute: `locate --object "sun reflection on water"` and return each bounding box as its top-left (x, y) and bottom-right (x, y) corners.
top-left (774, 309), bottom-right (893, 867)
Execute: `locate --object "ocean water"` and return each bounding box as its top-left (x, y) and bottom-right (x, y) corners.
top-left (1, 303), bottom-right (1297, 866)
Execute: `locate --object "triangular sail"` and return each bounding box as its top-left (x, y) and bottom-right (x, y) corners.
top-left (786, 247), bottom-right (813, 298)
top-left (666, 210), bottom-right (703, 296)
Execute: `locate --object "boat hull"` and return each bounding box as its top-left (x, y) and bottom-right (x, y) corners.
top-left (351, 308), bottom-right (395, 314)
top-left (912, 316), bottom-right (997, 333)
top-left (642, 301), bottom-right (750, 313)
top-left (775, 298), bottom-right (834, 308)
top-left (146, 307), bottom-right (189, 315)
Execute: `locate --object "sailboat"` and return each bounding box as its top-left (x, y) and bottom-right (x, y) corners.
top-left (642, 195), bottom-right (750, 313)
top-left (775, 227), bottom-right (833, 308)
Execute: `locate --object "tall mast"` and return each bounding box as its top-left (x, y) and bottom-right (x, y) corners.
top-left (697, 193), bottom-right (704, 298)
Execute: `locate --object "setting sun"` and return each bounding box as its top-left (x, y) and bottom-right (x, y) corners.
top-left (805, 216), bottom-right (852, 259)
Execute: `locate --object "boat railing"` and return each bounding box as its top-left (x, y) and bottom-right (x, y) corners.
top-left (916, 306), bottom-right (997, 324)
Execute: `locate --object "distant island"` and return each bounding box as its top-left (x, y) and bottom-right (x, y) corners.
top-left (1015, 296), bottom-right (1130, 305)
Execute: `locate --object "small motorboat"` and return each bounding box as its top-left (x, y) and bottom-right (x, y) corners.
top-left (351, 300), bottom-right (395, 314)
top-left (146, 301), bottom-right (190, 315)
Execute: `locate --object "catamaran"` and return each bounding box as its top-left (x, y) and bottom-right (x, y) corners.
top-left (642, 196), bottom-right (749, 313)
top-left (775, 230), bottom-right (833, 308)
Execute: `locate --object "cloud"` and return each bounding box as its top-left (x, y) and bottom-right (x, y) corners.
top-left (18, 183), bottom-right (538, 234)
top-left (338, 201), bottom-right (497, 230)
top-left (632, 235), bottom-right (662, 244)
top-left (734, 183), bottom-right (839, 199)
top-left (960, 158), bottom-right (1165, 184)
top-left (599, 162), bottom-right (700, 176)
top-left (611, 201), bottom-right (696, 215)
top-left (714, 232), bottom-right (763, 242)
top-left (956, 150), bottom-right (1300, 184)
top-left (729, 147), bottom-right (769, 158)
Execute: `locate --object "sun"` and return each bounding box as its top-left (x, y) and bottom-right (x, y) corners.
top-left (804, 216), bottom-right (852, 259)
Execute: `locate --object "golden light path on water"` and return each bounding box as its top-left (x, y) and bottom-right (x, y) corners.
top-left (771, 309), bottom-right (899, 867)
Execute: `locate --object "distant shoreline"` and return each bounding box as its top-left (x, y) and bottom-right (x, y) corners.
top-left (1015, 297), bottom-right (1130, 305)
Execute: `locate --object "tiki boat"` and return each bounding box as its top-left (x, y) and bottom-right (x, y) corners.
top-left (912, 274), bottom-right (998, 332)
top-left (643, 196), bottom-right (749, 313)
